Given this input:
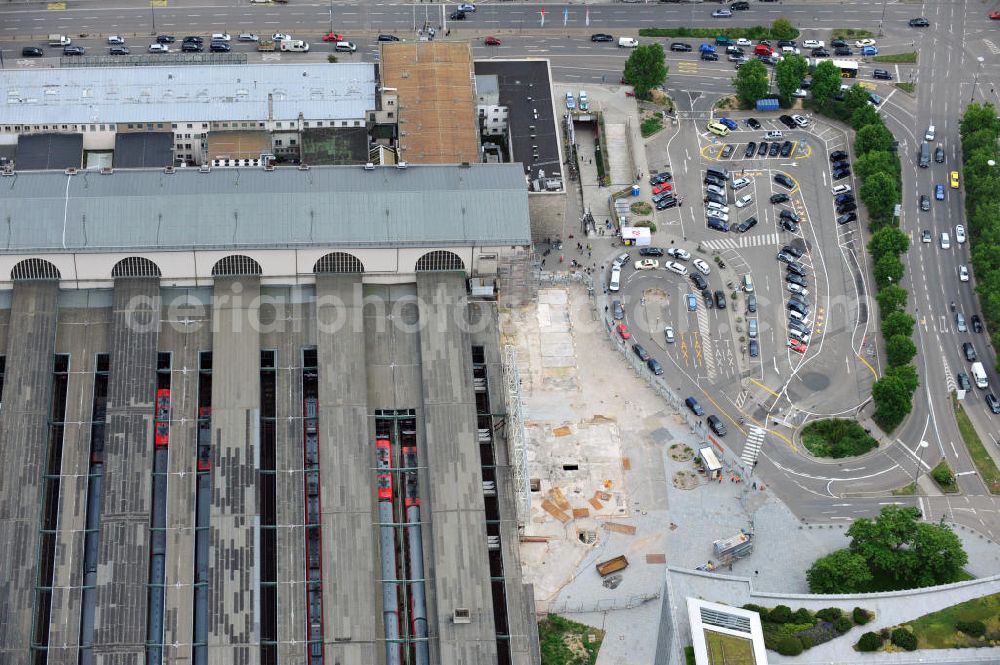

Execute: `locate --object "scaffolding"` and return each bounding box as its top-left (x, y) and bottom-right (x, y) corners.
top-left (497, 248), bottom-right (539, 308)
top-left (502, 345), bottom-right (530, 529)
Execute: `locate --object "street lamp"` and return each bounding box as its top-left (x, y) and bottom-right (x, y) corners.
top-left (150, 2), bottom-right (157, 35)
top-left (972, 56), bottom-right (986, 103)
top-left (913, 440), bottom-right (929, 485)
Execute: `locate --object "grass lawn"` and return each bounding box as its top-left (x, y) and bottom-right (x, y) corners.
top-left (931, 460), bottom-right (959, 493)
top-left (641, 116), bottom-right (664, 138)
top-left (832, 28), bottom-right (875, 39)
top-left (907, 592), bottom-right (1000, 649)
top-left (953, 395), bottom-right (1000, 493)
top-left (895, 82), bottom-right (916, 93)
top-left (891, 482), bottom-right (916, 495)
top-left (705, 629), bottom-right (756, 665)
top-left (800, 418), bottom-right (878, 458)
top-left (872, 52), bottom-right (918, 64)
top-left (539, 615), bottom-right (604, 665)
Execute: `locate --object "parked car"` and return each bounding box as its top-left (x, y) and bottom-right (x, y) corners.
top-left (634, 259), bottom-right (659, 271)
top-left (617, 323), bottom-right (631, 340)
top-left (746, 118), bottom-right (761, 129)
top-left (714, 290), bottom-right (727, 309)
top-left (774, 173), bottom-right (795, 189)
top-left (693, 259), bottom-right (711, 275)
top-left (744, 142), bottom-right (757, 159)
top-left (770, 193), bottom-right (790, 204)
top-left (239, 33), bottom-right (260, 42)
top-left (665, 261), bottom-right (689, 276)
top-left (686, 293), bottom-right (698, 311)
top-left (731, 177), bottom-right (751, 190)
top-left (779, 209), bottom-right (800, 223)
top-left (707, 414), bottom-right (728, 436)
top-left (691, 273), bottom-right (708, 290)
top-left (670, 42), bottom-right (692, 51)
top-left (639, 247), bottom-right (664, 257)
top-left (667, 248), bottom-right (691, 261)
top-left (632, 343), bottom-right (651, 362)
top-left (650, 172), bottom-right (672, 185)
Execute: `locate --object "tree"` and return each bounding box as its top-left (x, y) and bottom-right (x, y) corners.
top-left (850, 103), bottom-right (881, 131)
top-left (886, 334), bottom-right (917, 366)
top-left (959, 102), bottom-right (999, 138)
top-left (910, 520), bottom-right (967, 586)
top-left (775, 54), bottom-right (808, 105)
top-left (856, 124), bottom-right (895, 155)
top-left (857, 632), bottom-right (882, 651)
top-left (860, 171), bottom-right (900, 222)
top-left (854, 151), bottom-right (900, 184)
top-left (770, 18), bottom-right (797, 41)
top-left (868, 227), bottom-right (910, 259)
top-left (806, 549), bottom-right (873, 593)
top-left (891, 628), bottom-right (917, 651)
top-left (876, 284), bottom-right (908, 317)
top-left (874, 254), bottom-right (905, 290)
top-left (886, 363), bottom-right (920, 394)
top-left (733, 59), bottom-right (770, 108)
top-left (842, 84), bottom-right (872, 117)
top-left (810, 60), bottom-right (842, 106)
top-left (623, 43), bottom-right (668, 99)
top-left (882, 311), bottom-right (915, 339)
top-left (872, 373), bottom-right (913, 430)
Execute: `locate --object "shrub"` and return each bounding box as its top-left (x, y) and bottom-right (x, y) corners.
top-left (835, 616), bottom-right (853, 634)
top-left (857, 631), bottom-right (882, 652)
top-left (776, 636), bottom-right (803, 656)
top-left (801, 419), bottom-right (877, 458)
top-left (797, 633), bottom-right (814, 650)
top-left (768, 605), bottom-right (793, 623)
top-left (792, 608), bottom-right (812, 624)
top-left (891, 628), bottom-right (917, 651)
top-left (816, 607), bottom-right (843, 622)
top-left (684, 645), bottom-right (696, 665)
top-left (743, 604), bottom-right (768, 615)
top-left (853, 607), bottom-right (871, 625)
top-left (956, 620), bottom-right (987, 638)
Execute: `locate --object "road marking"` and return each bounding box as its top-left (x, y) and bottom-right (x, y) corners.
top-left (695, 307), bottom-right (715, 379)
top-left (47, 2), bottom-right (66, 8)
top-left (699, 232), bottom-right (779, 251)
top-left (984, 39), bottom-right (1000, 56)
top-left (749, 378), bottom-right (779, 397)
top-left (955, 470), bottom-right (978, 477)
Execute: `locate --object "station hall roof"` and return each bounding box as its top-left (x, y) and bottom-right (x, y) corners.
top-left (1, 63), bottom-right (376, 126)
top-left (0, 163), bottom-right (531, 253)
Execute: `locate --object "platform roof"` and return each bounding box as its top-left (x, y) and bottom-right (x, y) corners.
top-left (0, 163), bottom-right (531, 253)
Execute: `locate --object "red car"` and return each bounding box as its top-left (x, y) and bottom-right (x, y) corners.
top-left (617, 323), bottom-right (631, 340)
top-left (484, 36), bottom-right (502, 46)
top-left (991, 11), bottom-right (1000, 19)
top-left (653, 183), bottom-right (673, 195)
top-left (754, 43), bottom-right (773, 56)
top-left (322, 32), bottom-right (346, 42)
top-left (788, 339), bottom-right (807, 354)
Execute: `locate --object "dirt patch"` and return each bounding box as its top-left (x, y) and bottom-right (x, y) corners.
top-left (669, 443), bottom-right (694, 462)
top-left (673, 470), bottom-right (701, 490)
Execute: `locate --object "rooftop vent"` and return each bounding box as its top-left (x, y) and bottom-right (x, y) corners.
top-left (100, 167), bottom-right (114, 175)
top-left (198, 165), bottom-right (211, 174)
top-left (364, 163), bottom-right (375, 170)
top-left (453, 608), bottom-right (471, 624)
top-left (164, 166), bottom-right (176, 175)
top-left (396, 161), bottom-right (408, 169)
top-left (297, 164), bottom-right (311, 171)
top-left (264, 164), bottom-right (276, 172)
top-left (64, 168), bottom-right (78, 176)
top-left (1, 166), bottom-right (14, 177)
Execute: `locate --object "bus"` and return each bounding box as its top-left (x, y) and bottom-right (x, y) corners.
top-left (808, 58), bottom-right (859, 79)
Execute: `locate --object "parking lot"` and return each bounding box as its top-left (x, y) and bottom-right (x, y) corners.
top-left (613, 112), bottom-right (878, 438)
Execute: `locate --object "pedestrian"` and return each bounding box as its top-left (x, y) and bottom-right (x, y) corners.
top-left (588, 251), bottom-right (592, 258)
top-left (605, 305), bottom-right (609, 312)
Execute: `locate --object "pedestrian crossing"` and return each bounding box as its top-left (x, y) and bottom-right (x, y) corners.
top-left (741, 426), bottom-right (766, 467)
top-left (700, 232), bottom-right (780, 251)
top-left (696, 300), bottom-right (716, 380)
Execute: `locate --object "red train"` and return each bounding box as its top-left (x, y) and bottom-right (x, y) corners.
top-left (376, 437), bottom-right (393, 500)
top-left (154, 388), bottom-right (170, 447)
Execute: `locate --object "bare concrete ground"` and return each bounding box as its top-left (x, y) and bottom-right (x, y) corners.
top-left (504, 284), bottom-right (1000, 665)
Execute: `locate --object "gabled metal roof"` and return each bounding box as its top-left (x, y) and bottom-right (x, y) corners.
top-left (0, 164), bottom-right (531, 253)
top-left (2, 63), bottom-right (376, 125)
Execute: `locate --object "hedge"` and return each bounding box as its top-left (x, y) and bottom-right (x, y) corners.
top-left (891, 628), bottom-right (918, 651)
top-left (638, 25), bottom-right (799, 41)
top-left (857, 631), bottom-right (882, 651)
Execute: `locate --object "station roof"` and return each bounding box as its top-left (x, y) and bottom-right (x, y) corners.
top-left (0, 163), bottom-right (531, 253)
top-left (1, 63), bottom-right (376, 126)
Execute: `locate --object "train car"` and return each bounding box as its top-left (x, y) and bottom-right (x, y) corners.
top-left (376, 438), bottom-right (393, 500)
top-left (154, 388), bottom-right (171, 447)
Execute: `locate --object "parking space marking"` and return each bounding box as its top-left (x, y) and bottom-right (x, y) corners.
top-left (700, 232), bottom-right (779, 250)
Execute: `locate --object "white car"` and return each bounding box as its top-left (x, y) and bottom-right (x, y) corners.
top-left (955, 224), bottom-right (966, 243)
top-left (147, 43), bottom-right (169, 53)
top-left (787, 283), bottom-right (809, 295)
top-left (793, 89), bottom-right (808, 98)
top-left (613, 252), bottom-right (630, 269)
top-left (664, 326), bottom-right (676, 343)
top-left (238, 33), bottom-right (259, 42)
top-left (693, 258), bottom-right (711, 275)
top-left (734, 194), bottom-right (753, 209)
top-left (855, 38), bottom-right (876, 48)
top-left (458, 3), bottom-right (477, 11)
top-left (736, 38), bottom-right (752, 47)
top-left (211, 33), bottom-right (231, 42)
top-left (925, 125), bottom-right (936, 141)
top-left (802, 39), bottom-right (823, 49)
top-left (792, 114), bottom-right (810, 128)
top-left (272, 33), bottom-right (291, 41)
top-left (707, 211), bottom-right (730, 222)
top-left (706, 184), bottom-right (726, 197)
top-left (667, 247), bottom-right (691, 261)
top-left (832, 184), bottom-right (852, 196)
top-left (665, 261), bottom-right (689, 276)
top-left (959, 265), bottom-right (970, 282)
top-left (764, 130), bottom-right (783, 140)
top-left (107, 35), bottom-right (125, 45)
top-left (706, 202), bottom-right (729, 214)
top-left (731, 177), bottom-right (751, 190)
top-left (635, 259), bottom-right (659, 271)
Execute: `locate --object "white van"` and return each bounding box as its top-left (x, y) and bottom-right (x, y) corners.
top-left (742, 274), bottom-right (754, 293)
top-left (972, 362), bottom-right (989, 389)
top-left (940, 232), bottom-right (951, 249)
top-left (280, 39), bottom-right (310, 52)
top-left (334, 40), bottom-right (356, 52)
top-left (618, 37), bottom-right (639, 48)
top-left (609, 267), bottom-right (622, 292)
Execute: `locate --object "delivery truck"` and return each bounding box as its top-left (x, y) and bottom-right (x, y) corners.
top-left (48, 34), bottom-right (71, 47)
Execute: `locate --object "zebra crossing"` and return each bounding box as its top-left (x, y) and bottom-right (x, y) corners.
top-left (696, 300), bottom-right (716, 380)
top-left (741, 426), bottom-right (766, 467)
top-left (700, 232), bottom-right (780, 251)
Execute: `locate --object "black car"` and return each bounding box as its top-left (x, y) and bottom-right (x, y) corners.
top-left (182, 36), bottom-right (203, 43)
top-left (707, 414), bottom-right (728, 436)
top-left (156, 35), bottom-right (176, 44)
top-left (958, 372), bottom-right (972, 391)
top-left (592, 33), bottom-right (614, 42)
top-left (788, 301), bottom-right (809, 315)
top-left (777, 252), bottom-right (796, 264)
top-left (768, 142), bottom-right (781, 157)
top-left (632, 343), bottom-right (651, 362)
top-left (836, 212), bottom-right (857, 225)
top-left (747, 118), bottom-right (762, 129)
top-left (704, 174), bottom-right (724, 187)
top-left (735, 217), bottom-right (758, 233)
top-left (691, 273), bottom-right (708, 290)
top-left (109, 46), bottom-right (130, 55)
top-left (832, 169), bottom-right (851, 181)
top-left (703, 289), bottom-right (715, 308)
top-left (786, 272), bottom-right (808, 287)
top-left (650, 172), bottom-right (672, 185)
top-left (749, 339), bottom-right (759, 357)
top-left (648, 358), bottom-right (664, 375)
top-left (987, 394), bottom-right (1000, 415)
top-left (744, 142), bottom-right (757, 158)
top-left (909, 17), bottom-right (930, 27)
top-left (209, 42), bottom-right (230, 52)
top-left (714, 290), bottom-right (727, 309)
top-left (972, 314), bottom-right (984, 333)
top-left (780, 141), bottom-right (793, 157)
top-left (656, 198), bottom-right (678, 210)
top-left (653, 191), bottom-right (675, 203)
top-left (706, 191), bottom-right (727, 205)
top-left (787, 261), bottom-right (808, 276)
top-left (935, 145), bottom-right (946, 163)
top-left (21, 46), bottom-right (43, 57)
top-left (873, 69), bottom-right (892, 80)
top-left (63, 46), bottom-right (85, 55)
top-left (780, 218), bottom-right (799, 233)
top-left (831, 38), bottom-right (847, 48)
top-left (730, 0), bottom-right (750, 9)
top-left (834, 47), bottom-right (853, 56)
top-left (837, 201), bottom-right (858, 214)
top-left (747, 294), bottom-right (757, 313)
top-left (778, 40), bottom-right (796, 48)
top-left (964, 342), bottom-right (978, 362)
top-left (612, 300), bottom-right (624, 320)
top-left (835, 193), bottom-right (855, 206)
top-left (701, 51), bottom-right (719, 61)
top-left (829, 150), bottom-right (848, 162)
top-left (182, 42), bottom-right (203, 52)
top-left (774, 173), bottom-right (795, 189)
top-left (639, 247), bottom-right (664, 257)
top-left (756, 141), bottom-right (769, 157)
top-left (831, 159), bottom-right (850, 171)
top-left (779, 115), bottom-right (797, 129)
top-left (449, 10), bottom-right (467, 19)
top-left (670, 42), bottom-right (693, 52)
top-left (770, 193), bottom-right (790, 204)
top-left (721, 144), bottom-right (735, 159)
top-left (707, 217), bottom-right (730, 232)
top-left (811, 47), bottom-right (829, 57)
top-left (781, 244), bottom-right (802, 258)
top-left (780, 209), bottom-right (800, 223)
top-left (377, 34), bottom-right (401, 42)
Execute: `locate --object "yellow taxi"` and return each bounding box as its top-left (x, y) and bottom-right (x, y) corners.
top-left (950, 171), bottom-right (960, 189)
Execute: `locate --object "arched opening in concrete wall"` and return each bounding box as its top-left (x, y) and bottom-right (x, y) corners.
top-left (111, 257), bottom-right (162, 279)
top-left (211, 255), bottom-right (263, 277)
top-left (11, 258), bottom-right (61, 281)
top-left (415, 250), bottom-right (465, 272)
top-left (313, 252), bottom-right (365, 274)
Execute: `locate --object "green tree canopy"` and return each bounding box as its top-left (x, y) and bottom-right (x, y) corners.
top-left (881, 311), bottom-right (915, 339)
top-left (854, 150), bottom-right (900, 184)
top-left (841, 84), bottom-right (872, 117)
top-left (733, 59), bottom-right (770, 108)
top-left (868, 226), bottom-right (910, 259)
top-left (806, 549), bottom-right (873, 594)
top-left (860, 171), bottom-right (900, 222)
top-left (886, 363), bottom-right (920, 394)
top-left (876, 284), bottom-right (908, 317)
top-left (775, 54), bottom-right (808, 105)
top-left (810, 60), bottom-right (842, 107)
top-left (885, 334), bottom-right (917, 366)
top-left (770, 18), bottom-right (798, 41)
top-left (959, 102), bottom-right (999, 138)
top-left (872, 373), bottom-right (913, 430)
top-left (850, 103), bottom-right (881, 132)
top-left (856, 125), bottom-right (895, 155)
top-left (874, 254), bottom-right (905, 290)
top-left (623, 43), bottom-right (668, 99)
